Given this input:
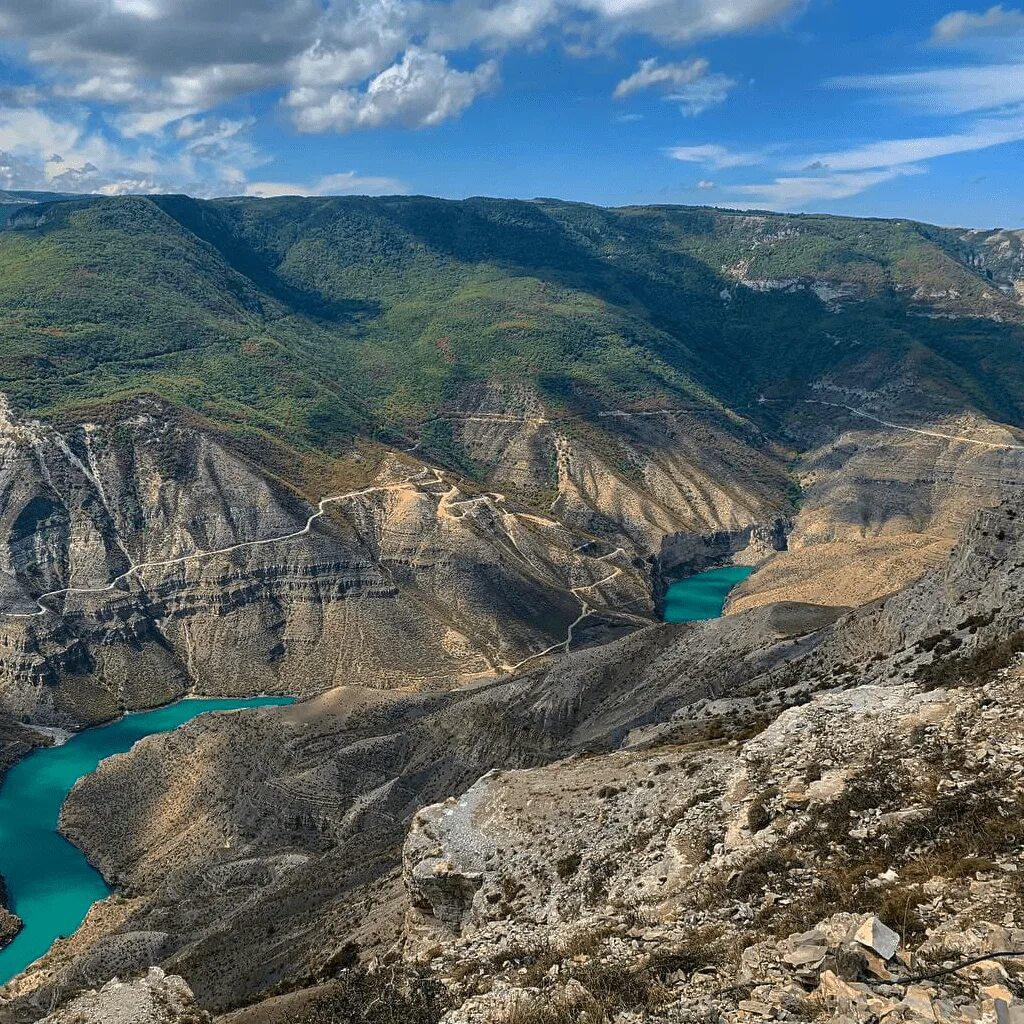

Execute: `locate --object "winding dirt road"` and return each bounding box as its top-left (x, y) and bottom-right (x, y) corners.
top-left (807, 399), bottom-right (1024, 452)
top-left (4, 468), bottom-right (442, 619)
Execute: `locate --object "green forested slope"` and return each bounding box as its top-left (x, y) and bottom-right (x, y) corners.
top-left (1, 193), bottom-right (1021, 487)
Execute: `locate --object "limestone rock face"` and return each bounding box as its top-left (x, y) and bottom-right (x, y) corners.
top-left (2, 597), bottom-right (847, 1016)
top-left (732, 402), bottom-right (1024, 613)
top-left (0, 392), bottom-right (793, 728)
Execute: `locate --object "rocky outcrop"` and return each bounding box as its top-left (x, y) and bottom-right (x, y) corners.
top-left (38, 968), bottom-right (206, 1024)
top-left (0, 598), bottom-right (850, 1017)
top-left (400, 657), bottom-right (1024, 1023)
top-left (733, 400), bottom-right (1024, 613)
top-left (0, 400), bottom-right (657, 725)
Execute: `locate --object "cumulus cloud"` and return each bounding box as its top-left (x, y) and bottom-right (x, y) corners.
top-left (0, 0), bottom-right (802, 195)
top-left (0, 0), bottom-right (801, 136)
top-left (175, 116), bottom-right (255, 158)
top-left (287, 50), bottom-right (499, 133)
top-left (0, 108), bottom-right (120, 181)
top-left (931, 4), bottom-right (1024, 47)
top-left (244, 171), bottom-right (408, 197)
top-left (0, 0), bottom-right (320, 105)
top-left (0, 104), bottom-right (258, 196)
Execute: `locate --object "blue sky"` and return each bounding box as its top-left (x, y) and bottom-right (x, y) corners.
top-left (0, 1), bottom-right (1022, 226)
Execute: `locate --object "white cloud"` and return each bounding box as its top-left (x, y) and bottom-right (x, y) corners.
top-left (0, 86), bottom-right (42, 108)
top-left (614, 56), bottom-right (735, 115)
top-left (769, 9), bottom-right (1024, 214)
top-left (718, 111), bottom-right (1024, 212)
top-left (0, 105), bottom-right (259, 196)
top-left (5, 0), bottom-right (320, 127)
top-left (573, 0), bottom-right (801, 44)
top-left (668, 74), bottom-right (736, 115)
top-left (799, 115), bottom-right (1024, 172)
top-left (244, 171), bottom-right (408, 197)
top-left (614, 57), bottom-right (710, 98)
top-left (726, 167), bottom-right (923, 210)
top-left (696, 178), bottom-right (715, 189)
top-left (287, 49), bottom-right (499, 133)
top-left (0, 0), bottom-right (804, 197)
top-left (931, 5), bottom-right (1024, 46)
top-left (0, 0), bottom-right (802, 137)
top-left (666, 143), bottom-right (765, 169)
top-left (0, 108), bottom-right (121, 181)
top-left (55, 76), bottom-right (145, 104)
top-left (832, 63), bottom-right (1024, 116)
top-left (425, 0), bottom-right (561, 49)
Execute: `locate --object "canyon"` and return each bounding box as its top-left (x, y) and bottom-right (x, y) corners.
top-left (0, 194), bottom-right (1021, 1022)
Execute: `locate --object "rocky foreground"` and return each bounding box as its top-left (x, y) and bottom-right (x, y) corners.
top-left (399, 664), bottom-right (1024, 1024)
top-left (41, 631), bottom-right (1024, 1024)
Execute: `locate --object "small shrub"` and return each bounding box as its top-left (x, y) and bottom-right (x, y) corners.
top-left (556, 853), bottom-right (582, 880)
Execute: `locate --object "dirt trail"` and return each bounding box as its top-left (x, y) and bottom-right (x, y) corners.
top-left (505, 548), bottom-right (628, 673)
top-left (3, 468), bottom-right (442, 619)
top-left (808, 399), bottom-right (1024, 451)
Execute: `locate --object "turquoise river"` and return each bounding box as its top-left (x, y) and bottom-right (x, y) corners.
top-left (0, 570), bottom-right (751, 985)
top-left (663, 565), bottom-right (755, 623)
top-left (0, 696), bottom-right (295, 985)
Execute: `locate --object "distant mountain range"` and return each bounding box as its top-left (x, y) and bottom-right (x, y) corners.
top-left (1, 193), bottom-right (1021, 498)
top-left (0, 189), bottom-right (85, 226)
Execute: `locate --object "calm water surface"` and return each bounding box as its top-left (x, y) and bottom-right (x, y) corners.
top-left (663, 565), bottom-right (755, 623)
top-left (0, 696), bottom-right (294, 985)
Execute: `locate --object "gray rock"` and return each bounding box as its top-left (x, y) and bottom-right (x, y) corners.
top-left (853, 916), bottom-right (900, 961)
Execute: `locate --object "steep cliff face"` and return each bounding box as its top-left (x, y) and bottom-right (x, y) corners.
top-left (0, 390), bottom-right (795, 727)
top-left (731, 399), bottom-right (1024, 613)
top-left (957, 227), bottom-right (1024, 301)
